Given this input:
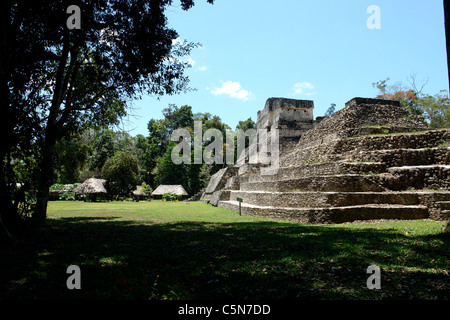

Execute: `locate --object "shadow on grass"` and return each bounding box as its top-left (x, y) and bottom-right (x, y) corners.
top-left (0, 217), bottom-right (448, 300)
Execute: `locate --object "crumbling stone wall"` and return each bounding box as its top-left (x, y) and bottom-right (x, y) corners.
top-left (281, 128), bottom-right (449, 167)
top-left (337, 129), bottom-right (450, 154)
top-left (295, 97), bottom-right (428, 150)
top-left (256, 97), bottom-right (314, 153)
top-left (379, 165), bottom-right (450, 191)
top-left (350, 147), bottom-right (450, 167)
top-left (257, 97), bottom-right (314, 127)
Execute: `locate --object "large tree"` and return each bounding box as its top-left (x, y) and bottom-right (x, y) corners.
top-left (0, 0), bottom-right (213, 238)
top-left (445, 0), bottom-right (450, 92)
top-left (102, 151), bottom-right (140, 198)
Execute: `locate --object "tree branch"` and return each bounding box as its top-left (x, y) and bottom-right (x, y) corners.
top-left (48, 34), bottom-right (70, 127)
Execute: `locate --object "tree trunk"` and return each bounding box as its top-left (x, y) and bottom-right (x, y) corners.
top-left (0, 162), bottom-right (20, 243)
top-left (0, 1), bottom-right (20, 241)
top-left (32, 36), bottom-right (72, 223)
top-left (33, 126), bottom-right (58, 223)
top-left (444, 0), bottom-right (450, 93)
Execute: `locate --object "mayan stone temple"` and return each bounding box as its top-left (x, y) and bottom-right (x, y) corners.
top-left (201, 97), bottom-right (450, 224)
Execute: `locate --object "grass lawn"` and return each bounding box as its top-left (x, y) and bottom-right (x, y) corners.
top-left (0, 200), bottom-right (449, 300)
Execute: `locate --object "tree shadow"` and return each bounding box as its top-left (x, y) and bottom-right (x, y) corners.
top-left (0, 217), bottom-right (448, 300)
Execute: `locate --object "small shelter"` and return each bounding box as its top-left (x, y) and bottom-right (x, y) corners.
top-left (133, 185), bottom-right (150, 201)
top-left (151, 185), bottom-right (188, 200)
top-left (73, 178), bottom-right (108, 201)
top-left (49, 184), bottom-right (75, 200)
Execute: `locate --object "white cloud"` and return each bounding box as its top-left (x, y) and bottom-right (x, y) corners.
top-left (198, 66), bottom-right (207, 72)
top-left (187, 58), bottom-right (196, 66)
top-left (294, 82), bottom-right (316, 96)
top-left (210, 81), bottom-right (251, 101)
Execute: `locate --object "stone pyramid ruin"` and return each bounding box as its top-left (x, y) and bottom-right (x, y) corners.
top-left (201, 97), bottom-right (450, 224)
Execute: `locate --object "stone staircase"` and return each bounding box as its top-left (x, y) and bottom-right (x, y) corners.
top-left (205, 97), bottom-right (450, 224)
top-left (187, 190), bottom-right (204, 202)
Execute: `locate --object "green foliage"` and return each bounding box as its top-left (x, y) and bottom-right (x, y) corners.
top-left (236, 117), bottom-right (256, 132)
top-left (163, 104), bottom-right (195, 133)
top-left (373, 77), bottom-right (450, 128)
top-left (234, 117), bottom-right (257, 154)
top-left (102, 151), bottom-right (140, 197)
top-left (49, 184), bottom-right (65, 192)
top-left (1, 0), bottom-right (212, 224)
top-left (162, 193), bottom-right (181, 201)
top-left (154, 143), bottom-right (189, 187)
top-left (59, 192), bottom-right (71, 201)
top-left (420, 91), bottom-right (450, 128)
top-left (90, 130), bottom-right (118, 171)
top-left (54, 135), bottom-right (91, 184)
top-left (145, 106), bottom-right (233, 194)
top-left (48, 102), bottom-right (242, 199)
top-left (48, 104), bottom-right (242, 198)
top-left (325, 103), bottom-right (336, 117)
top-left (141, 182), bottom-right (153, 195)
top-left (49, 183), bottom-right (80, 201)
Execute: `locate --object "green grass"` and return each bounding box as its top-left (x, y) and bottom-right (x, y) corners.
top-left (1, 200), bottom-right (448, 300)
top-left (438, 141), bottom-right (450, 148)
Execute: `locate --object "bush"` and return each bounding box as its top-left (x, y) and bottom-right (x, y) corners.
top-left (141, 182), bottom-right (153, 195)
top-left (162, 193), bottom-right (180, 201)
top-left (50, 183), bottom-right (65, 192)
top-left (102, 151), bottom-right (139, 197)
top-left (59, 192), bottom-right (73, 201)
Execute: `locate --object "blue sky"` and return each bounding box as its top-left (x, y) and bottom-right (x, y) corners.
top-left (122, 0), bottom-right (448, 136)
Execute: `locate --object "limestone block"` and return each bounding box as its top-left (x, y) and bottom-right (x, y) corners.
top-left (203, 167), bottom-right (237, 194)
top-left (209, 190), bottom-right (231, 206)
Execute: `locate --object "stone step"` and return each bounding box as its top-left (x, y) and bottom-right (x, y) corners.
top-left (435, 201), bottom-right (450, 210)
top-left (337, 130), bottom-right (450, 154)
top-left (240, 174), bottom-right (385, 192)
top-left (228, 190), bottom-right (426, 208)
top-left (356, 126), bottom-right (429, 136)
top-left (218, 200), bottom-right (428, 224)
top-left (380, 165), bottom-right (450, 191)
top-left (245, 162), bottom-right (386, 183)
top-left (347, 147), bottom-right (450, 167)
top-left (187, 191), bottom-right (204, 201)
top-left (225, 175), bottom-right (250, 190)
top-left (441, 210), bottom-right (450, 218)
top-left (279, 129), bottom-right (449, 168)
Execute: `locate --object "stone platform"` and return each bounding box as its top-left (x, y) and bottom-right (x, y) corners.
top-left (202, 97), bottom-right (450, 224)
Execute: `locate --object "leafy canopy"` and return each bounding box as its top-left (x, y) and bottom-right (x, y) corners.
top-left (373, 76), bottom-right (450, 129)
top-left (102, 151), bottom-right (140, 197)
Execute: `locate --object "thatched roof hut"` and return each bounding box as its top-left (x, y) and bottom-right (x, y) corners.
top-left (132, 185), bottom-right (150, 200)
top-left (152, 185), bottom-right (188, 198)
top-left (73, 178), bottom-right (107, 194)
top-left (61, 184), bottom-right (75, 192)
top-left (133, 185), bottom-right (146, 197)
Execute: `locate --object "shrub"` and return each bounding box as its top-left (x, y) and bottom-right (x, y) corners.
top-left (102, 151), bottom-right (139, 197)
top-left (162, 193), bottom-right (180, 201)
top-left (50, 183), bottom-right (65, 192)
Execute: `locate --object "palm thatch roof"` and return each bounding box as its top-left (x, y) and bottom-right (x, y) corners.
top-left (133, 185), bottom-right (146, 196)
top-left (62, 184), bottom-right (75, 192)
top-left (151, 185), bottom-right (188, 196)
top-left (73, 178), bottom-right (107, 194)
top-left (49, 184), bottom-right (75, 194)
